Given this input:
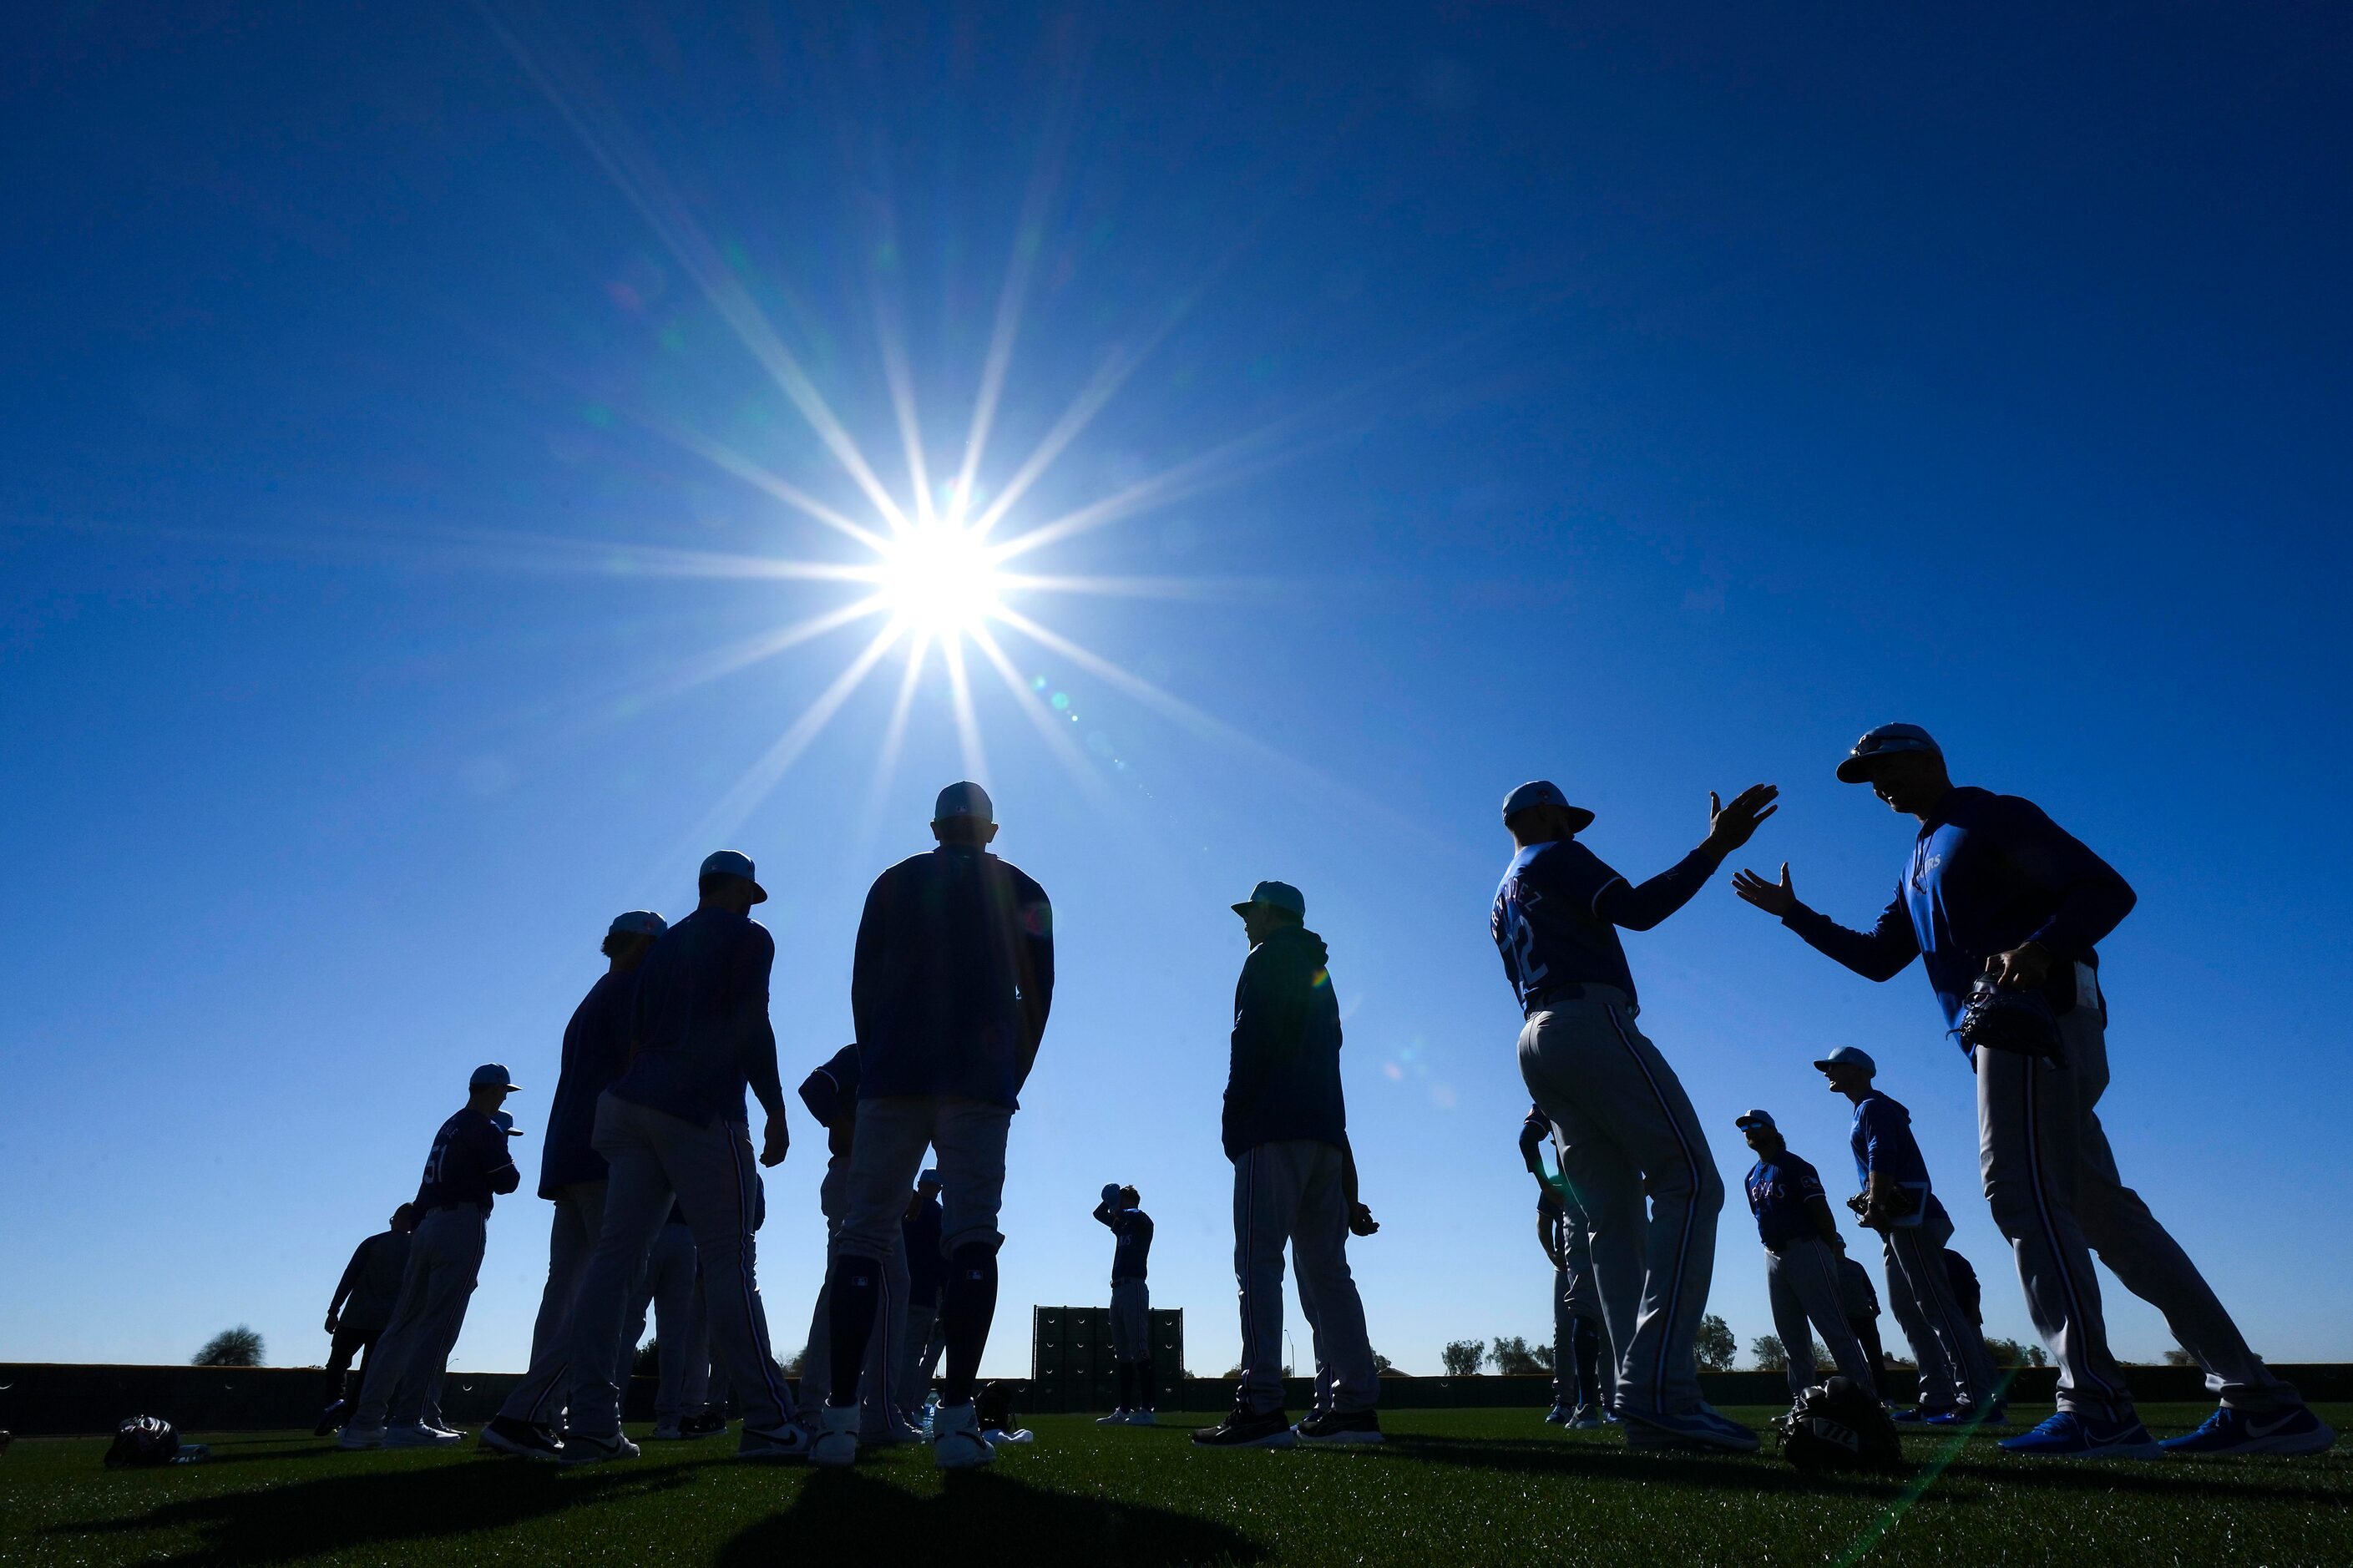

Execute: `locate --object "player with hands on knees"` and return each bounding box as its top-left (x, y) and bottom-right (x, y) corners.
top-left (1734, 724), bottom-right (2332, 1459)
top-left (1733, 1109), bottom-right (1879, 1406)
top-left (1494, 776), bottom-right (1776, 1454)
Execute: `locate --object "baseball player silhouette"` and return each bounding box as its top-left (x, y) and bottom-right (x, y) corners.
top-left (1494, 777), bottom-right (1776, 1453)
top-left (1521, 1106), bottom-right (1607, 1426)
top-left (1733, 1109), bottom-right (1878, 1404)
top-left (1092, 1184), bottom-right (1156, 1424)
top-left (315, 1203), bottom-right (417, 1435)
top-left (1734, 724), bottom-right (2334, 1458)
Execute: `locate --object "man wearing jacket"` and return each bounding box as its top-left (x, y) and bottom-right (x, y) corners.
top-left (813, 782), bottom-right (1054, 1471)
top-left (1735, 724), bottom-right (2331, 1458)
top-left (480, 910), bottom-right (665, 1461)
top-left (1196, 879), bottom-right (1382, 1449)
top-left (315, 1203), bottom-right (418, 1435)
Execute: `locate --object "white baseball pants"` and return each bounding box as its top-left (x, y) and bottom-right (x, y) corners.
top-left (799, 1159), bottom-right (909, 1436)
top-left (1232, 1139), bottom-right (1379, 1415)
top-left (1980, 967), bottom-right (2299, 1419)
top-left (1518, 988), bottom-right (1723, 1418)
top-left (1764, 1237), bottom-right (1878, 1401)
top-left (1883, 1205), bottom-right (1999, 1411)
top-left (352, 1204), bottom-right (484, 1430)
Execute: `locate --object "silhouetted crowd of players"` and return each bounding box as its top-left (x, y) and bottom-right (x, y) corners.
top-left (321, 729), bottom-right (2334, 1469)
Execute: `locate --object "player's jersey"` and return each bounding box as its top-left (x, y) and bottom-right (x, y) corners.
top-left (1107, 1207), bottom-right (1154, 1283)
top-left (797, 1044), bottom-right (861, 1130)
top-left (414, 1108), bottom-right (517, 1213)
top-left (852, 846), bottom-right (1055, 1109)
top-left (1743, 1150), bottom-right (1826, 1250)
top-left (614, 908), bottom-right (783, 1128)
top-left (333, 1229), bottom-right (413, 1334)
top-left (1850, 1090), bottom-right (1933, 1227)
top-left (1491, 839), bottom-right (1637, 1009)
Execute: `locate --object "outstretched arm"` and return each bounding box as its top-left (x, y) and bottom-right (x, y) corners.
top-left (1733, 864), bottom-right (1920, 982)
top-left (1598, 786), bottom-right (1779, 931)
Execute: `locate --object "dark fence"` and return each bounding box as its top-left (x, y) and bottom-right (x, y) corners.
top-left (8, 1359), bottom-right (2348, 1436)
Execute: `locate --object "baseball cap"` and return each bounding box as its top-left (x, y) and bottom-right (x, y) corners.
top-left (1231, 879), bottom-right (1307, 918)
top-left (1835, 723), bottom-right (1943, 783)
top-left (699, 849), bottom-right (767, 903)
top-left (918, 1168), bottom-right (941, 1189)
top-left (470, 1063), bottom-right (521, 1091)
top-left (934, 781), bottom-right (994, 823)
top-left (1813, 1045), bottom-right (1878, 1075)
top-left (1501, 780), bottom-right (1596, 834)
top-left (1734, 1108), bottom-right (1777, 1132)
top-left (608, 910), bottom-right (666, 937)
top-left (492, 1110), bottom-right (523, 1138)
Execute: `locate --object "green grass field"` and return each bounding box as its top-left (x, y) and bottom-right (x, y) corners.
top-left (5, 1404), bottom-right (2345, 1566)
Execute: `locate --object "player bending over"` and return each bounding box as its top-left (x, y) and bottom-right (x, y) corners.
top-left (1733, 1109), bottom-right (1878, 1404)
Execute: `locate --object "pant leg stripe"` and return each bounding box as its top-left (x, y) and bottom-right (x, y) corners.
top-left (2018, 1056), bottom-right (2118, 1415)
top-left (1901, 1228), bottom-right (1975, 1404)
top-left (1602, 1005), bottom-right (1696, 1413)
top-left (1238, 1149), bottom-right (1257, 1405)
top-left (724, 1128), bottom-right (792, 1416)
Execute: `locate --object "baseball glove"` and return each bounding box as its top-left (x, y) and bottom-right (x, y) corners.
top-left (1774, 1377), bottom-right (1901, 1474)
top-left (1952, 978), bottom-right (2064, 1064)
top-left (104, 1415), bottom-right (180, 1469)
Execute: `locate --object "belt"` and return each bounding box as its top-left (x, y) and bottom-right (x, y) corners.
top-left (1523, 984), bottom-right (1589, 1014)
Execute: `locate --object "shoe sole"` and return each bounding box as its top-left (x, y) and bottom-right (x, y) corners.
top-left (478, 1429), bottom-right (562, 1463)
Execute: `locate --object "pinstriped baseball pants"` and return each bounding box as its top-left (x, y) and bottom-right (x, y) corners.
top-left (1978, 970), bottom-right (2299, 1419)
top-left (1764, 1236), bottom-right (1877, 1401)
top-left (1518, 989), bottom-right (1723, 1418)
top-left (1882, 1205), bottom-right (1997, 1411)
top-left (1232, 1140), bottom-right (1377, 1415)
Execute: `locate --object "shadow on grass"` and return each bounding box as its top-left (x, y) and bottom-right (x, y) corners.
top-left (1377, 1434), bottom-right (1920, 1500)
top-left (718, 1467), bottom-right (1264, 1565)
top-left (43, 1458), bottom-right (707, 1565)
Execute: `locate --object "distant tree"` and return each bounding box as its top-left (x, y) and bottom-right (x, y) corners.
top-left (632, 1338), bottom-right (660, 1378)
top-left (1373, 1352), bottom-right (1397, 1375)
top-left (194, 1326), bottom-right (265, 1368)
top-left (1489, 1335), bottom-right (1551, 1375)
top-left (1983, 1337), bottom-right (2043, 1368)
top-left (1694, 1314), bottom-right (1738, 1373)
top-left (2163, 1347), bottom-right (2195, 1367)
top-left (781, 1345), bottom-right (806, 1378)
top-left (1440, 1339), bottom-right (1486, 1377)
top-left (2027, 1345), bottom-right (2047, 1368)
top-left (1750, 1335), bottom-right (1789, 1371)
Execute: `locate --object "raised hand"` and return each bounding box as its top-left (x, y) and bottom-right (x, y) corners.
top-left (1704, 784), bottom-right (1780, 855)
top-left (1732, 862), bottom-right (1797, 917)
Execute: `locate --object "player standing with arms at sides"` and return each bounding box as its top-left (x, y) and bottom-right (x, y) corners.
top-left (1733, 1110), bottom-right (1879, 1404)
top-left (480, 910), bottom-right (665, 1461)
top-left (1520, 1107), bottom-right (1606, 1428)
top-left (556, 851), bottom-right (803, 1464)
top-left (1814, 1048), bottom-right (2001, 1425)
top-left (795, 1043), bottom-right (914, 1443)
top-left (1093, 1183), bottom-right (1156, 1424)
top-left (812, 783), bottom-right (1054, 1470)
top-left (1196, 880), bottom-right (1383, 1449)
top-left (1494, 778), bottom-right (1778, 1453)
top-left (341, 1065), bottom-right (521, 1449)
top-left (1735, 725), bottom-right (2333, 1458)
top-left (315, 1204), bottom-right (417, 1435)
top-left (897, 1169), bottom-right (945, 1427)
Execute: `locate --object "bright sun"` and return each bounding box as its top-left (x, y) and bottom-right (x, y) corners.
top-left (873, 522), bottom-right (1004, 638)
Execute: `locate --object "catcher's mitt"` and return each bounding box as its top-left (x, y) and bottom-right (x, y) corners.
top-left (1952, 978), bottom-right (2064, 1064)
top-left (104, 1415), bottom-right (180, 1469)
top-left (1845, 1182), bottom-right (1921, 1231)
top-left (1774, 1377), bottom-right (1901, 1474)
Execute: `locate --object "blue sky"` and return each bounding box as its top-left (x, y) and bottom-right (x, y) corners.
top-left (4, 3), bottom-right (2349, 1383)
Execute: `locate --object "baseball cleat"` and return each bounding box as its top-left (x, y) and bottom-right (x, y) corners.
top-left (1571, 1405), bottom-right (1608, 1430)
top-left (736, 1424), bottom-right (812, 1462)
top-left (1294, 1409), bottom-right (1384, 1444)
top-left (337, 1424), bottom-right (386, 1451)
top-left (931, 1402), bottom-right (996, 1469)
top-left (1891, 1405), bottom-right (1951, 1424)
top-left (556, 1431), bottom-right (640, 1465)
top-left (478, 1417), bottom-right (564, 1461)
top-left (2158, 1404), bottom-right (2337, 1457)
top-left (809, 1404), bottom-right (860, 1469)
top-left (1543, 1404), bottom-right (1574, 1426)
top-left (314, 1400), bottom-right (351, 1438)
top-left (383, 1424), bottom-right (463, 1449)
top-left (1927, 1404), bottom-right (2009, 1429)
top-left (678, 1410), bottom-right (727, 1439)
top-left (1096, 1409), bottom-right (1135, 1425)
top-left (1125, 1410), bottom-right (1157, 1426)
top-left (1997, 1411), bottom-right (2160, 1459)
top-left (423, 1423), bottom-right (467, 1440)
top-left (1616, 1404), bottom-right (1760, 1454)
top-left (1192, 1405), bottom-right (1298, 1449)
